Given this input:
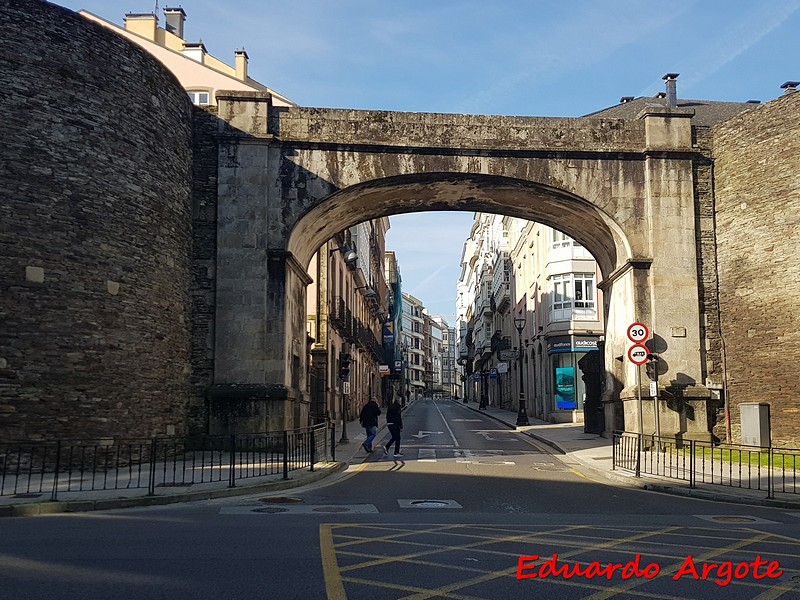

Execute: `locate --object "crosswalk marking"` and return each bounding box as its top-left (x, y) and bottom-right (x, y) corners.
top-left (418, 449), bottom-right (437, 462)
top-left (378, 447), bottom-right (520, 465)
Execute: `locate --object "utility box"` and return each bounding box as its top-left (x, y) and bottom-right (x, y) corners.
top-left (740, 402), bottom-right (771, 448)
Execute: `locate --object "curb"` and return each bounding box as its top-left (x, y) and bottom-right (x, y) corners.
top-left (0, 461), bottom-right (347, 518)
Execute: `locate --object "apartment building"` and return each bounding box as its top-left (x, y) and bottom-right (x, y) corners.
top-left (307, 220), bottom-right (390, 427)
top-left (80, 7), bottom-right (294, 107)
top-left (457, 213), bottom-right (604, 423)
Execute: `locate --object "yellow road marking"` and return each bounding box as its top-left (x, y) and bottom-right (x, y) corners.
top-left (582, 531), bottom-right (774, 600)
top-left (320, 524), bottom-right (347, 600)
top-left (323, 523), bottom-right (799, 600)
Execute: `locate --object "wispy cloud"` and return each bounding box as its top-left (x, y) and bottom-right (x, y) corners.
top-left (645, 0), bottom-right (800, 96)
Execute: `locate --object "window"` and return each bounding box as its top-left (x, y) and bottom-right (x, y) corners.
top-left (549, 273), bottom-right (597, 321)
top-left (187, 91), bottom-right (211, 106)
top-left (552, 230), bottom-right (571, 250)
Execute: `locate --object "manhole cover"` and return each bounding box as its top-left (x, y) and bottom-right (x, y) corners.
top-left (398, 498), bottom-right (462, 509)
top-left (253, 507), bottom-right (290, 513)
top-left (695, 514), bottom-right (779, 525)
top-left (710, 516), bottom-right (758, 523)
top-left (312, 506), bottom-right (350, 513)
top-left (258, 496), bottom-right (303, 504)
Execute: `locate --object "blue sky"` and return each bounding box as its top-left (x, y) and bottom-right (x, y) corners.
top-left (56, 0), bottom-right (800, 320)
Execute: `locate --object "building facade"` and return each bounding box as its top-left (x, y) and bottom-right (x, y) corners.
top-left (457, 213), bottom-right (604, 424)
top-left (307, 220), bottom-right (389, 429)
top-left (81, 7), bottom-right (294, 108)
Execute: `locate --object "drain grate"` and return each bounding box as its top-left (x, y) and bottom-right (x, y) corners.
top-left (253, 507), bottom-right (290, 513)
top-left (312, 506), bottom-right (350, 513)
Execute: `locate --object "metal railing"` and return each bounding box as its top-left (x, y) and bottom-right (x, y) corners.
top-left (0, 423), bottom-right (334, 501)
top-left (612, 431), bottom-right (799, 499)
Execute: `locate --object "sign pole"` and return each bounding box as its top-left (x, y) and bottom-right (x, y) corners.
top-left (636, 363), bottom-right (644, 437)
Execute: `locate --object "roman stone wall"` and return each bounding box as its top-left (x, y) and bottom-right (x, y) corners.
top-left (189, 106), bottom-right (220, 434)
top-left (712, 93), bottom-right (800, 446)
top-left (0, 0), bottom-right (193, 440)
top-left (691, 126), bottom-right (726, 439)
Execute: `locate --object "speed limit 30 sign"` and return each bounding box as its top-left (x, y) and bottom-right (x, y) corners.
top-left (627, 322), bottom-right (649, 343)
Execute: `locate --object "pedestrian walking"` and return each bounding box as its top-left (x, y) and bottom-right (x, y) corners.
top-left (358, 398), bottom-right (381, 453)
top-left (383, 399), bottom-right (403, 457)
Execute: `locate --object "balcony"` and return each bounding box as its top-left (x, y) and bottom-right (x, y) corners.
top-left (476, 294), bottom-right (493, 317)
top-left (490, 331), bottom-right (511, 352)
top-left (330, 296), bottom-right (356, 342)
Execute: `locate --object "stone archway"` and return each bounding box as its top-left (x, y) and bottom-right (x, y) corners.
top-left (208, 91), bottom-right (711, 439)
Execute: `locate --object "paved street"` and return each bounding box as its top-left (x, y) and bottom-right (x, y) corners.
top-left (2, 399), bottom-right (799, 599)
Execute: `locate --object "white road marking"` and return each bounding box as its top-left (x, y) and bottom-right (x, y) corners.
top-left (411, 430), bottom-right (443, 439)
top-left (433, 399), bottom-right (459, 447)
top-left (418, 449), bottom-right (437, 462)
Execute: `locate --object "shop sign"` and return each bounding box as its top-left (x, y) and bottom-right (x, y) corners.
top-left (382, 321), bottom-right (395, 345)
top-left (547, 335), bottom-right (599, 354)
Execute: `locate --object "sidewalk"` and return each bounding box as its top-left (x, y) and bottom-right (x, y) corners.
top-left (3, 400), bottom-right (798, 517)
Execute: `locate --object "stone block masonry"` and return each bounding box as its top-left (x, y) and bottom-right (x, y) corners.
top-left (0, 0), bottom-right (194, 441)
top-left (712, 93), bottom-right (800, 446)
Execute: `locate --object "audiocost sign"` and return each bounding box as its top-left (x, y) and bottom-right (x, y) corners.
top-left (627, 343), bottom-right (649, 366)
top-left (627, 322), bottom-right (649, 343)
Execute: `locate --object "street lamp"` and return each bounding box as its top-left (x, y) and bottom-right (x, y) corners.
top-left (514, 316), bottom-right (530, 426)
top-left (329, 245), bottom-right (358, 266)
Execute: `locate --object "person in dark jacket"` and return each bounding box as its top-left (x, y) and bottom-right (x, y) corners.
top-left (358, 398), bottom-right (381, 453)
top-left (383, 399), bottom-right (403, 457)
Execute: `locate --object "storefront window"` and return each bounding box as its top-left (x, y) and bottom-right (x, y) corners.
top-left (551, 353), bottom-right (587, 411)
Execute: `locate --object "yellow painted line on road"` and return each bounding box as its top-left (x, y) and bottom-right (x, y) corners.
top-left (400, 525), bottom-right (683, 600)
top-left (323, 523), bottom-right (797, 600)
top-left (320, 524), bottom-right (347, 600)
top-left (582, 531), bottom-right (774, 600)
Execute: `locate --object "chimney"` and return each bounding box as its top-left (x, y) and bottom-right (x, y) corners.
top-left (780, 81), bottom-right (799, 94)
top-left (124, 13), bottom-right (157, 41)
top-left (183, 41), bottom-right (207, 64)
top-left (235, 49), bottom-right (249, 81)
top-left (163, 7), bottom-right (186, 39)
top-left (662, 73), bottom-right (679, 108)
top-left (619, 96), bottom-right (634, 104)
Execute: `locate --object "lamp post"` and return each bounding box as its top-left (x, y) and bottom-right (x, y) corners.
top-left (401, 342), bottom-right (409, 407)
top-left (457, 357), bottom-right (468, 403)
top-left (514, 316), bottom-right (530, 426)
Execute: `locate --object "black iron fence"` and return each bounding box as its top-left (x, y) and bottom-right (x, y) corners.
top-left (612, 431), bottom-right (799, 499)
top-left (0, 423), bottom-right (335, 501)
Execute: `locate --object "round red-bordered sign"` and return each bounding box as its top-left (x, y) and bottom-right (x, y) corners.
top-left (627, 343), bottom-right (649, 365)
top-left (627, 322), bottom-right (649, 343)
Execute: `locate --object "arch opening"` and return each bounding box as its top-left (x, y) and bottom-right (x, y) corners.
top-left (287, 173), bottom-right (632, 279)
